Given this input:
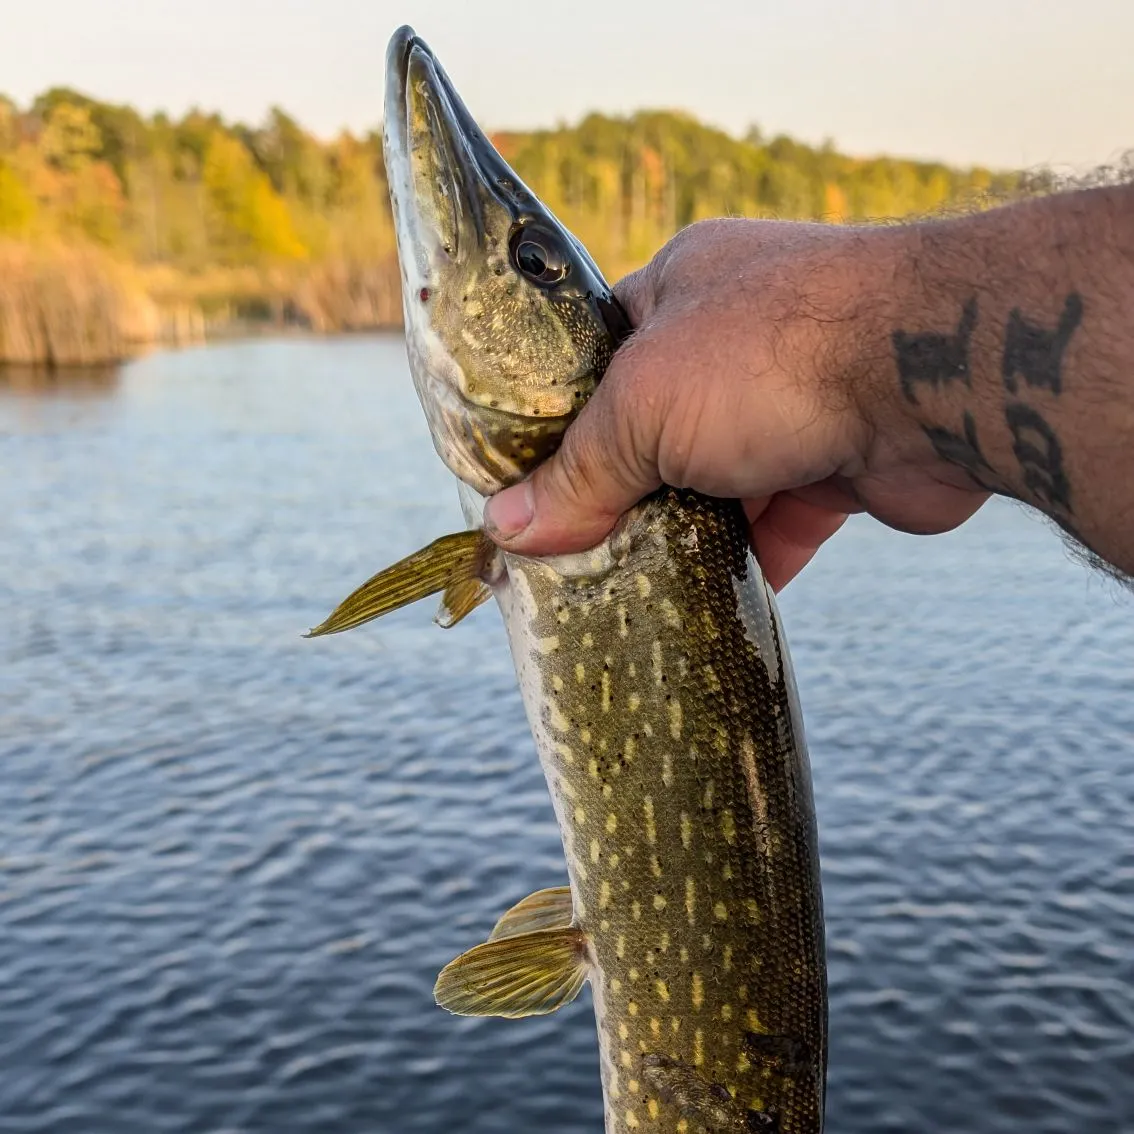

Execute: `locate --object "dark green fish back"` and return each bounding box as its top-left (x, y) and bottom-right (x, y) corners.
top-left (507, 489), bottom-right (827, 1134)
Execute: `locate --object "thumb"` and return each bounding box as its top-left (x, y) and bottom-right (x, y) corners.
top-left (482, 337), bottom-right (664, 555)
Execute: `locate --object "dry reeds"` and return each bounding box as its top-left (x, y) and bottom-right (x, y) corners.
top-left (293, 255), bottom-right (403, 333)
top-left (0, 242), bottom-right (158, 367)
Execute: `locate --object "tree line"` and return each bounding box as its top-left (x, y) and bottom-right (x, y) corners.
top-left (0, 87), bottom-right (1026, 364)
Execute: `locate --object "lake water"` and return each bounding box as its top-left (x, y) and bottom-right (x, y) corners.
top-left (2, 336), bottom-right (1132, 1134)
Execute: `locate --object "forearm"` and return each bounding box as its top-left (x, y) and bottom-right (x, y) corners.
top-left (866, 185), bottom-right (1134, 575)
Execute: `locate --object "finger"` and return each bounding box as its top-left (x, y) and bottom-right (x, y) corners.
top-left (482, 339), bottom-right (665, 555)
top-left (749, 492), bottom-right (849, 593)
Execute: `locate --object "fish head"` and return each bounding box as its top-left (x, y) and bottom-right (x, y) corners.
top-left (384, 26), bottom-right (632, 496)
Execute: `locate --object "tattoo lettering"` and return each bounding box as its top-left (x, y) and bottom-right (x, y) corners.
top-left (922, 410), bottom-right (998, 491)
top-left (1002, 293), bottom-right (1083, 395)
top-left (893, 297), bottom-right (978, 404)
top-left (1005, 402), bottom-right (1072, 513)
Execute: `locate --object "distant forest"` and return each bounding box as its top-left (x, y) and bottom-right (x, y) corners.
top-left (0, 88), bottom-right (1026, 365)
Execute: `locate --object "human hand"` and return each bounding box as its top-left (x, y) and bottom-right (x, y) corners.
top-left (482, 217), bottom-right (990, 590)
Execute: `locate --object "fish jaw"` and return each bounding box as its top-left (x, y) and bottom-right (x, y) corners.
top-left (383, 26), bottom-right (631, 498)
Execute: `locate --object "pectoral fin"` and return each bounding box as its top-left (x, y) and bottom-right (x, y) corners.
top-left (306, 530), bottom-right (495, 637)
top-left (434, 927), bottom-right (589, 1019)
top-left (434, 577), bottom-right (493, 629)
top-left (488, 886), bottom-right (574, 942)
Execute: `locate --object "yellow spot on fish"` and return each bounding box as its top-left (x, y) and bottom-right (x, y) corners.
top-left (625, 1110), bottom-right (640, 1129)
top-left (606, 813), bottom-right (618, 835)
top-left (738, 985), bottom-right (749, 1002)
top-left (677, 1122), bottom-right (689, 1134)
top-left (701, 933), bottom-right (712, 951)
top-left (652, 641), bottom-right (664, 685)
top-left (625, 736), bottom-right (637, 763)
top-left (609, 852), bottom-right (621, 868)
top-left (629, 968), bottom-right (640, 982)
top-left (552, 675), bottom-right (564, 692)
top-left (685, 877), bottom-right (696, 925)
top-left (703, 663), bottom-right (721, 693)
top-left (621, 1050), bottom-right (633, 1069)
top-left (619, 1022), bottom-right (629, 1041)
top-left (581, 728), bottom-right (592, 745)
top-left (628, 661), bottom-right (637, 677)
top-left (603, 783), bottom-right (614, 800)
top-left (582, 633), bottom-right (594, 648)
top-left (575, 663), bottom-right (586, 683)
top-left (702, 780), bottom-right (714, 809)
top-left (680, 813), bottom-right (692, 850)
top-left (591, 839), bottom-right (601, 864)
top-left (660, 598), bottom-right (682, 629)
top-left (736, 1052), bottom-right (752, 1074)
top-left (611, 978), bottom-right (623, 993)
top-left (668, 699), bottom-right (683, 739)
top-left (747, 1009), bottom-right (761, 1030)
top-left (650, 1017), bottom-right (661, 1037)
top-left (662, 750), bottom-right (673, 788)
top-left (721, 1004), bottom-right (733, 1021)
top-left (636, 574), bottom-right (652, 599)
top-left (548, 703), bottom-right (570, 733)
top-left (723, 945), bottom-right (734, 972)
top-left (616, 935), bottom-right (626, 959)
top-left (720, 809), bottom-right (736, 844)
top-left (574, 806), bottom-right (587, 826)
top-left (659, 932), bottom-right (670, 953)
top-left (628, 1079), bottom-right (639, 1094)
top-left (694, 1028), bottom-right (705, 1066)
top-left (680, 946), bottom-right (689, 962)
top-left (628, 1001), bottom-right (639, 1016)
top-left (653, 893), bottom-right (667, 911)
top-left (539, 636), bottom-right (560, 654)
top-left (655, 980), bottom-right (670, 1003)
top-left (588, 757), bottom-right (600, 780)
top-left (643, 797), bottom-right (656, 845)
top-left (601, 669), bottom-right (612, 713)
top-left (647, 1099), bottom-right (660, 1120)
top-left (643, 721), bottom-right (654, 738)
top-left (671, 1017), bottom-right (681, 1034)
top-left (632, 901), bottom-right (642, 921)
top-left (650, 854), bottom-right (662, 879)
top-left (555, 742), bottom-right (575, 765)
top-left (600, 918), bottom-right (610, 931)
top-left (692, 972), bottom-right (704, 1010)
top-left (618, 606), bottom-right (629, 638)
top-left (745, 899), bottom-right (760, 921)
top-left (600, 881), bottom-right (612, 910)
top-left (714, 901), bottom-right (728, 921)
top-left (557, 606), bottom-right (570, 624)
top-left (722, 862), bottom-right (734, 881)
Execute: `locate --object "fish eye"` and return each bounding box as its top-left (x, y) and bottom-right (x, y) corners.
top-left (509, 225), bottom-right (570, 286)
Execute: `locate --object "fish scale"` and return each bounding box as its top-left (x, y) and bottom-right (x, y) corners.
top-left (504, 489), bottom-right (826, 1133)
top-left (309, 25), bottom-right (828, 1134)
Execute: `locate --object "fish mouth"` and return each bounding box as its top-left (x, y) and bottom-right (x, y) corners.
top-left (383, 27), bottom-right (631, 496)
top-left (384, 26), bottom-right (541, 275)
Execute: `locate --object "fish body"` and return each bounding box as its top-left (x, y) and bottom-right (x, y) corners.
top-left (310, 27), bottom-right (827, 1133)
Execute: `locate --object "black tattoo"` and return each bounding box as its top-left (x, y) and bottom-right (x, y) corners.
top-left (1002, 293), bottom-right (1083, 395)
top-left (1005, 402), bottom-right (1072, 513)
top-left (893, 297), bottom-right (978, 404)
top-left (922, 410), bottom-right (998, 491)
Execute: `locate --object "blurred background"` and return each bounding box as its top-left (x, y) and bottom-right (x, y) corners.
top-left (2, 2), bottom-right (1133, 1132)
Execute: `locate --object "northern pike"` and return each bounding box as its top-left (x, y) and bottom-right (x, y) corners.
top-left (309, 26), bottom-right (828, 1133)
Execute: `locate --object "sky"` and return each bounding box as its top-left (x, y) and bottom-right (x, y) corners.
top-left (2, 0), bottom-right (1132, 171)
